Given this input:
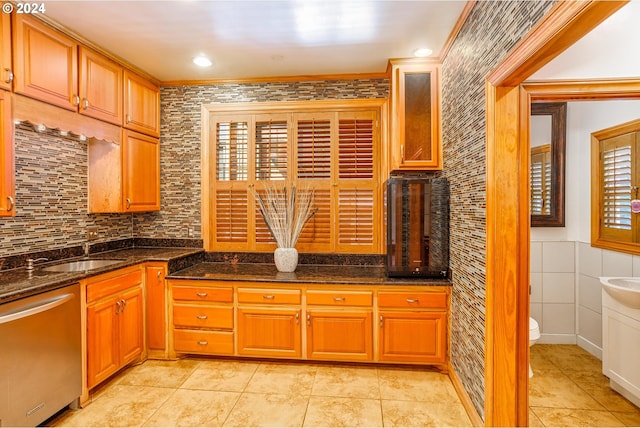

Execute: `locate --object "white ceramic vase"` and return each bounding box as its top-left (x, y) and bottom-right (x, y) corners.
top-left (274, 247), bottom-right (298, 272)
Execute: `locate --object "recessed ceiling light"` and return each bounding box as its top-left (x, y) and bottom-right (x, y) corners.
top-left (413, 48), bottom-right (433, 58)
top-left (193, 55), bottom-right (212, 67)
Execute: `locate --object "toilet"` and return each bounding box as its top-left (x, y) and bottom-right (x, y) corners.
top-left (529, 317), bottom-right (541, 377)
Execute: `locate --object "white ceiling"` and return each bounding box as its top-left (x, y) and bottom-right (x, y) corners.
top-left (42, 0), bottom-right (468, 82)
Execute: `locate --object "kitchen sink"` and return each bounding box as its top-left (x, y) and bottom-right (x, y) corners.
top-left (42, 259), bottom-right (124, 272)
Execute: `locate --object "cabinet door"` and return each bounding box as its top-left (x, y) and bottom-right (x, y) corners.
top-left (237, 308), bottom-right (301, 358)
top-left (146, 264), bottom-right (166, 351)
top-left (390, 60), bottom-right (441, 171)
top-left (122, 129), bottom-right (160, 212)
top-left (118, 286), bottom-right (144, 366)
top-left (79, 46), bottom-right (123, 125)
top-left (123, 70), bottom-right (160, 137)
top-left (12, 15), bottom-right (78, 110)
top-left (0, 14), bottom-right (12, 91)
top-left (306, 310), bottom-right (372, 361)
top-left (0, 91), bottom-right (13, 217)
top-left (379, 311), bottom-right (447, 363)
top-left (87, 298), bottom-right (119, 389)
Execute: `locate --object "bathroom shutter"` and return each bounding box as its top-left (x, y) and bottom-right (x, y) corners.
top-left (600, 132), bottom-right (633, 242)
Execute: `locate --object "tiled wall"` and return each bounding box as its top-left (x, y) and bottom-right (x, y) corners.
top-left (440, 0), bottom-right (555, 418)
top-left (135, 79), bottom-right (389, 238)
top-left (0, 124), bottom-right (132, 257)
top-left (530, 241), bottom-right (576, 343)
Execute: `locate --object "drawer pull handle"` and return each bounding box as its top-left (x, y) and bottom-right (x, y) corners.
top-left (333, 297), bottom-right (346, 302)
top-left (263, 295), bottom-right (275, 300)
top-left (380, 315), bottom-right (383, 327)
top-left (196, 315), bottom-right (208, 320)
top-left (196, 292), bottom-right (208, 297)
top-left (307, 314), bottom-right (311, 326)
top-left (406, 298), bottom-right (420, 304)
top-left (115, 300), bottom-right (121, 314)
top-left (197, 341), bottom-right (208, 346)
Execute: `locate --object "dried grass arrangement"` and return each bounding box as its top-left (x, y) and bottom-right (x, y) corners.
top-left (254, 182), bottom-right (317, 248)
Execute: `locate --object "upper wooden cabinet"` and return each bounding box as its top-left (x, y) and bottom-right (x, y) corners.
top-left (389, 58), bottom-right (442, 171)
top-left (124, 70), bottom-right (160, 137)
top-left (12, 15), bottom-right (79, 111)
top-left (88, 129), bottom-right (160, 213)
top-left (79, 46), bottom-right (123, 125)
top-left (122, 129), bottom-right (160, 211)
top-left (0, 14), bottom-right (12, 91)
top-left (0, 91), bottom-right (13, 217)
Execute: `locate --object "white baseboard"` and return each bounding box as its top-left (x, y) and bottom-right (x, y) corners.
top-left (577, 335), bottom-right (602, 360)
top-left (538, 333), bottom-right (576, 344)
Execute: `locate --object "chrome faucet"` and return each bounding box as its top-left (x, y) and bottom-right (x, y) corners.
top-left (82, 242), bottom-right (90, 257)
top-left (26, 258), bottom-right (48, 271)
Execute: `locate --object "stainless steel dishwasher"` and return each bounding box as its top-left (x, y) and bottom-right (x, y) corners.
top-left (0, 283), bottom-right (81, 427)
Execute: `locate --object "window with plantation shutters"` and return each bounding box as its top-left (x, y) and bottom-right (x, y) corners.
top-left (204, 100), bottom-right (385, 254)
top-left (592, 119), bottom-right (640, 254)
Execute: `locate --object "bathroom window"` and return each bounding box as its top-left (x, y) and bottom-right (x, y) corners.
top-left (592, 118), bottom-right (640, 253)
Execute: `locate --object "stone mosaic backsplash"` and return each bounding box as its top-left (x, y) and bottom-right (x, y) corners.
top-left (440, 0), bottom-right (555, 418)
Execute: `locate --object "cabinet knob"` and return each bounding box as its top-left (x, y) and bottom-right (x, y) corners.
top-left (126, 114), bottom-right (131, 123)
top-left (6, 196), bottom-right (14, 212)
top-left (3, 68), bottom-right (12, 84)
top-left (82, 98), bottom-right (90, 110)
top-left (72, 95), bottom-right (80, 106)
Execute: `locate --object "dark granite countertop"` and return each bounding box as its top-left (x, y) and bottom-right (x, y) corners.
top-left (0, 247), bottom-right (204, 304)
top-left (167, 262), bottom-right (452, 286)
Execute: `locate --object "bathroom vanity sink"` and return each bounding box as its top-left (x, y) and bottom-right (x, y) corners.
top-left (42, 259), bottom-right (124, 273)
top-left (600, 277), bottom-right (640, 309)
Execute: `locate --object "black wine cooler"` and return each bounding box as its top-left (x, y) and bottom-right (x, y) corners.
top-left (386, 176), bottom-right (449, 278)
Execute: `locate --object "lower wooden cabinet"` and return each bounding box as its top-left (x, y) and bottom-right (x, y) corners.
top-left (306, 310), bottom-right (372, 361)
top-left (378, 311), bottom-right (447, 364)
top-left (145, 263), bottom-right (167, 356)
top-left (237, 307), bottom-right (301, 358)
top-left (86, 266), bottom-right (144, 389)
top-left (166, 280), bottom-right (449, 366)
top-left (169, 280), bottom-right (234, 356)
top-left (378, 290), bottom-right (448, 365)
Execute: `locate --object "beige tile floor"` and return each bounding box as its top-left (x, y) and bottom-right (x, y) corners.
top-left (48, 358), bottom-right (472, 427)
top-left (529, 344), bottom-right (640, 427)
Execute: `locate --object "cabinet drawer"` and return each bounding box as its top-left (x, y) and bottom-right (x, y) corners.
top-left (172, 285), bottom-right (233, 303)
top-left (378, 291), bottom-right (447, 309)
top-left (173, 329), bottom-right (233, 355)
top-left (307, 290), bottom-right (372, 307)
top-left (87, 268), bottom-right (143, 303)
top-left (173, 304), bottom-right (233, 329)
top-left (238, 288), bottom-right (300, 305)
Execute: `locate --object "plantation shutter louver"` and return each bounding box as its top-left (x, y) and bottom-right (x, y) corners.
top-left (336, 113), bottom-right (377, 252)
top-left (600, 133), bottom-right (634, 242)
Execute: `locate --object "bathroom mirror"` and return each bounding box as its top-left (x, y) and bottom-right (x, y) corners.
top-left (530, 102), bottom-right (566, 227)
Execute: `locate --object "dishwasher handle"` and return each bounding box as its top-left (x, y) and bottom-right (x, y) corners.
top-left (0, 293), bottom-right (75, 325)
